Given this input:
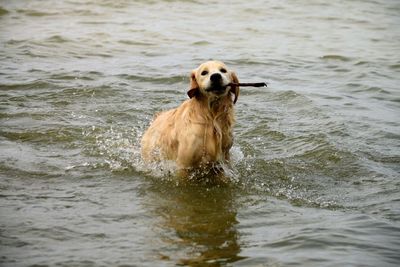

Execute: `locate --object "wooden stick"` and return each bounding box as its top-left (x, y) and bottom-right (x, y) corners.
top-left (229, 82), bottom-right (267, 87)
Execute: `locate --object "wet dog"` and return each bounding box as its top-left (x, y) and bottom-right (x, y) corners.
top-left (141, 61), bottom-right (239, 182)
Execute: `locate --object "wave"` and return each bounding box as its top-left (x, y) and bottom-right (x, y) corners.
top-left (16, 9), bottom-right (60, 17)
top-left (116, 74), bottom-right (186, 85)
top-left (320, 55), bottom-right (352, 62)
top-left (0, 6), bottom-right (9, 16)
top-left (0, 80), bottom-right (57, 91)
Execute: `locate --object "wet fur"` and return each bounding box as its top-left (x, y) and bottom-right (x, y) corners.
top-left (141, 61), bottom-right (239, 182)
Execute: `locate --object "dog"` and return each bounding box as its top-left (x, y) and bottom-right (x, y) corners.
top-left (141, 61), bottom-right (239, 182)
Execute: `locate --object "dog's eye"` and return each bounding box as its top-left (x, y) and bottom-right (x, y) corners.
top-left (201, 70), bottom-right (208, 76)
top-left (220, 68), bottom-right (227, 73)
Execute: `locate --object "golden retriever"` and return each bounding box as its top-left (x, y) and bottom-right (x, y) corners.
top-left (141, 61), bottom-right (239, 182)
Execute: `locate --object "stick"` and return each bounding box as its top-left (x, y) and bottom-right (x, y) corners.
top-left (228, 82), bottom-right (267, 87)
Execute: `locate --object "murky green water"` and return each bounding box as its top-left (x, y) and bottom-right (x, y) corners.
top-left (1, 0), bottom-right (399, 266)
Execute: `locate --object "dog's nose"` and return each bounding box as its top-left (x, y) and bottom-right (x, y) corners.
top-left (210, 73), bottom-right (222, 83)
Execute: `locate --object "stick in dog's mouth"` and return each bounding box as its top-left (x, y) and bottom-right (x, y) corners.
top-left (228, 82), bottom-right (267, 87)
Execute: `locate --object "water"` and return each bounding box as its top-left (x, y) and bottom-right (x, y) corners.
top-left (1, 0), bottom-right (400, 266)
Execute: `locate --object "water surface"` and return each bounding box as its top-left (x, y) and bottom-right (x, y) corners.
top-left (1, 0), bottom-right (400, 266)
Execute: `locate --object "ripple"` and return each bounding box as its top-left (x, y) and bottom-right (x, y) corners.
top-left (320, 55), bottom-right (352, 62)
top-left (116, 74), bottom-right (186, 84)
top-left (386, 60), bottom-right (400, 68)
top-left (118, 40), bottom-right (156, 46)
top-left (1, 128), bottom-right (81, 144)
top-left (0, 80), bottom-right (56, 91)
top-left (45, 35), bottom-right (70, 43)
top-left (191, 40), bottom-right (212, 46)
top-left (354, 60), bottom-right (370, 66)
top-left (16, 9), bottom-right (59, 17)
top-left (49, 71), bottom-right (103, 81)
top-left (0, 6), bottom-right (9, 16)
top-left (346, 84), bottom-right (393, 96)
top-left (26, 226), bottom-right (81, 241)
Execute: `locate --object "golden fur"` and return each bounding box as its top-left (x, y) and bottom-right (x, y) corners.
top-left (141, 61), bottom-right (239, 181)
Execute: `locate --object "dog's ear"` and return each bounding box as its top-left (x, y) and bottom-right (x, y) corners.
top-left (230, 71), bottom-right (240, 104)
top-left (187, 70), bottom-right (199, 99)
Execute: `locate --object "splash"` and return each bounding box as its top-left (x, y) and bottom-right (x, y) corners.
top-left (85, 125), bottom-right (247, 184)
top-left (82, 124), bottom-right (344, 209)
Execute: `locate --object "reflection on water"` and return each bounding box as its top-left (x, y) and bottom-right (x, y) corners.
top-left (143, 182), bottom-right (245, 266)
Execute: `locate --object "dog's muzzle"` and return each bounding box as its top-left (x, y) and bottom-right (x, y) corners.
top-left (207, 73), bottom-right (227, 93)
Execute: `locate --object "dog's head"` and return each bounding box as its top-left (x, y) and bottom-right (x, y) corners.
top-left (188, 61), bottom-right (240, 104)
